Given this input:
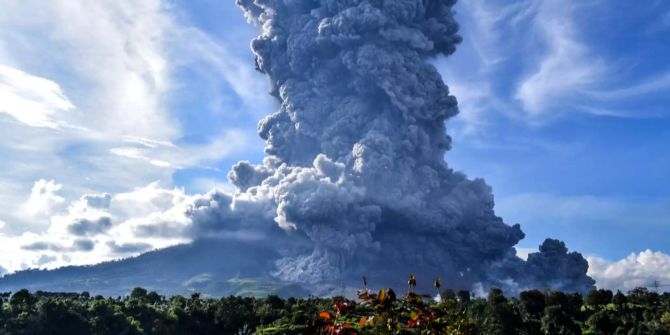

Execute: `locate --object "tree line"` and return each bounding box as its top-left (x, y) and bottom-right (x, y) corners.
top-left (0, 284), bottom-right (669, 334)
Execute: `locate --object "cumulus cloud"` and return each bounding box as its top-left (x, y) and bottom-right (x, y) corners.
top-left (82, 193), bottom-right (112, 209)
top-left (21, 241), bottom-right (52, 252)
top-left (67, 217), bottom-right (112, 236)
top-left (35, 255), bottom-right (57, 267)
top-left (588, 250), bottom-right (670, 292)
top-left (72, 239), bottom-right (95, 252)
top-left (21, 239), bottom-right (94, 252)
top-left (0, 181), bottom-right (196, 273)
top-left (22, 179), bottom-right (65, 219)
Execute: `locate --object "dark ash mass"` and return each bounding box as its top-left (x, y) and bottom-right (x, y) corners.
top-left (186, 0), bottom-right (594, 295)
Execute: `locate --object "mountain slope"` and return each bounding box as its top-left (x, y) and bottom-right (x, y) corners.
top-left (0, 239), bottom-right (308, 297)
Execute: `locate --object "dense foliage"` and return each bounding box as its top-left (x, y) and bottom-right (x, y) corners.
top-left (0, 284), bottom-right (668, 334)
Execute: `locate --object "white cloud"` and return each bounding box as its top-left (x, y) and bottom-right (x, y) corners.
top-left (515, 1), bottom-right (605, 120)
top-left (0, 0), bottom-right (276, 274)
top-left (0, 181), bottom-right (195, 273)
top-left (110, 147), bottom-right (174, 168)
top-left (22, 179), bottom-right (65, 220)
top-left (517, 243), bottom-right (670, 292)
top-left (590, 72), bottom-right (670, 100)
top-left (588, 250), bottom-right (670, 292)
top-left (515, 2), bottom-right (670, 121)
top-left (0, 0), bottom-right (178, 140)
top-left (500, 192), bottom-right (670, 292)
top-left (0, 0), bottom-right (185, 218)
top-left (0, 65), bottom-right (75, 128)
top-left (176, 27), bottom-right (272, 116)
top-left (457, 0), bottom-right (534, 68)
top-left (0, 0), bottom-right (266, 238)
top-left (109, 128), bottom-right (257, 170)
top-left (444, 82), bottom-right (492, 137)
top-left (437, 0), bottom-right (670, 136)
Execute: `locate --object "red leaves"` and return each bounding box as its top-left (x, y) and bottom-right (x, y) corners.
top-left (332, 300), bottom-right (351, 316)
top-left (320, 311), bottom-right (332, 320)
top-left (358, 287), bottom-right (397, 311)
top-left (320, 300), bottom-right (358, 335)
top-left (320, 275), bottom-right (451, 334)
top-left (323, 323), bottom-right (357, 335)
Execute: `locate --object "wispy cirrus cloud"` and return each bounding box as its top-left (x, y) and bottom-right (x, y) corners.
top-left (172, 27), bottom-right (274, 117)
top-left (514, 1), bottom-right (606, 120)
top-left (0, 0), bottom-right (182, 215)
top-left (0, 65), bottom-right (75, 128)
top-left (0, 0), bottom-right (177, 140)
top-left (437, 0), bottom-right (670, 136)
top-left (109, 128), bottom-right (258, 170)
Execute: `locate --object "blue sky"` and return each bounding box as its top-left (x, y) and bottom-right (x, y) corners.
top-left (436, 0), bottom-right (670, 259)
top-left (0, 0), bottom-right (668, 290)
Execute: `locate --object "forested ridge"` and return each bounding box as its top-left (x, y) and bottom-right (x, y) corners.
top-left (0, 284), bottom-right (668, 334)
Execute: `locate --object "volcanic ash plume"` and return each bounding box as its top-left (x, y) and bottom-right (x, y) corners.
top-left (187, 0), bottom-right (595, 294)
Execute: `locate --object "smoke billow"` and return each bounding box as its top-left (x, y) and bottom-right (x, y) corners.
top-left (187, 0), bottom-right (594, 294)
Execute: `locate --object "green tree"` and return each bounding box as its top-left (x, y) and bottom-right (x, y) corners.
top-left (457, 290), bottom-right (471, 303)
top-left (36, 300), bottom-right (90, 335)
top-left (482, 288), bottom-right (523, 335)
top-left (586, 289), bottom-right (613, 307)
top-left (520, 289), bottom-right (545, 319)
top-left (586, 309), bottom-right (619, 334)
top-left (613, 290), bottom-right (628, 307)
top-left (129, 287), bottom-right (148, 301)
top-left (9, 289), bottom-right (37, 313)
top-left (541, 305), bottom-right (580, 335)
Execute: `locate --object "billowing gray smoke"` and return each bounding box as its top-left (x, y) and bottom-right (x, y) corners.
top-left (187, 0), bottom-right (595, 294)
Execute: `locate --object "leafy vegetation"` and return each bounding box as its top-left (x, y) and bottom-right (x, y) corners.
top-left (0, 280), bottom-right (668, 334)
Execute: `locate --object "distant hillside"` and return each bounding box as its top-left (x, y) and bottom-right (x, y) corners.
top-left (0, 239), bottom-right (308, 298)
